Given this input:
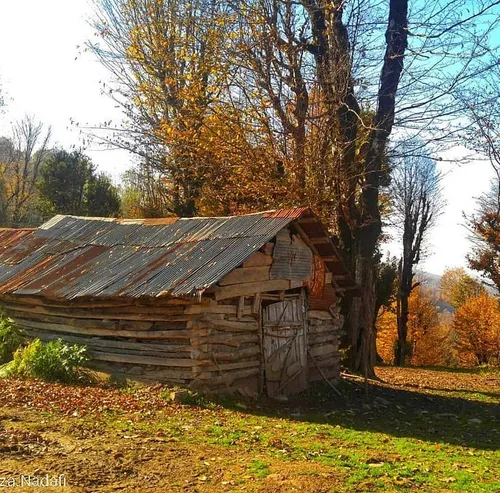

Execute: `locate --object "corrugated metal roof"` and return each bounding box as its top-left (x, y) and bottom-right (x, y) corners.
top-left (0, 209), bottom-right (333, 299)
top-left (0, 208), bottom-right (354, 300)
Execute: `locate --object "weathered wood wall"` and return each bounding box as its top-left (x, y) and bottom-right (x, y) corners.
top-left (307, 307), bottom-right (342, 384)
top-left (1, 294), bottom-right (262, 393)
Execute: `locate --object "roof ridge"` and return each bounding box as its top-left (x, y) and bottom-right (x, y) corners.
top-left (40, 207), bottom-right (312, 226)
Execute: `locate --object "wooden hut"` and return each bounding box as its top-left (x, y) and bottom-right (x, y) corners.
top-left (0, 208), bottom-right (354, 397)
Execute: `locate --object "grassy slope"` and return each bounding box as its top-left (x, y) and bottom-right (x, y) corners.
top-left (0, 366), bottom-right (498, 492)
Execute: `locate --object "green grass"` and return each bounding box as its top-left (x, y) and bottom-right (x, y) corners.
top-left (2, 367), bottom-right (499, 492)
top-left (82, 386), bottom-right (499, 491)
top-left (248, 459), bottom-right (270, 478)
top-left (85, 408), bottom-right (498, 491)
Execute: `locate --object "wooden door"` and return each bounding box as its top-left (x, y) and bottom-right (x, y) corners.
top-left (262, 296), bottom-right (308, 397)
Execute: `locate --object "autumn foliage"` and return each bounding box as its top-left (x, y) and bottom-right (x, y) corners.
top-left (454, 293), bottom-right (500, 367)
top-left (467, 183), bottom-right (500, 293)
top-left (377, 288), bottom-right (447, 366)
top-left (377, 282), bottom-right (500, 369)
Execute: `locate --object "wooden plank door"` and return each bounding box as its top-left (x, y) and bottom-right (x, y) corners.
top-left (262, 296), bottom-right (308, 397)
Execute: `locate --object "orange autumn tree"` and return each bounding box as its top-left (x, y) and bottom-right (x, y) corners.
top-left (406, 288), bottom-right (446, 367)
top-left (377, 287), bottom-right (445, 366)
top-left (454, 293), bottom-right (500, 367)
top-left (195, 108), bottom-right (294, 215)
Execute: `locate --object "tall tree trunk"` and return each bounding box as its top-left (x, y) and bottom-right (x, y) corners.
top-left (396, 289), bottom-right (409, 365)
top-left (301, 0), bottom-right (408, 376)
top-left (396, 255), bottom-right (413, 366)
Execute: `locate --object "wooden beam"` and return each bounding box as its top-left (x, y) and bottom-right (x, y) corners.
top-left (86, 351), bottom-right (201, 368)
top-left (194, 318), bottom-right (258, 331)
top-left (252, 293), bottom-right (261, 315)
top-left (237, 296), bottom-right (245, 320)
top-left (215, 280), bottom-right (291, 301)
top-left (219, 266), bottom-right (270, 286)
top-left (13, 318), bottom-right (203, 339)
top-left (322, 256), bottom-right (342, 262)
top-left (242, 252), bottom-right (273, 268)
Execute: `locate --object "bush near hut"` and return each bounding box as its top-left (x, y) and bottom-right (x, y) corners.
top-left (0, 315), bottom-right (25, 364)
top-left (0, 338), bottom-right (95, 384)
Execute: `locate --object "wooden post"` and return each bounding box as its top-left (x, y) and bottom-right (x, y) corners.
top-left (237, 296), bottom-right (245, 321)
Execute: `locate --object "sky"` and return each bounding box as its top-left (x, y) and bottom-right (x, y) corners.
top-left (0, 0), bottom-right (495, 276)
top-left (0, 0), bottom-right (130, 176)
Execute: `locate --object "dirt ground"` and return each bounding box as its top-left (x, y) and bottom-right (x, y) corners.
top-left (0, 366), bottom-right (499, 492)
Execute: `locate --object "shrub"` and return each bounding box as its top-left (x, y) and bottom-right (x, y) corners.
top-left (0, 316), bottom-right (25, 364)
top-left (0, 338), bottom-right (94, 384)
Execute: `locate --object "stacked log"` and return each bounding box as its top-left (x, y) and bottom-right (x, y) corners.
top-left (194, 253), bottom-right (276, 395)
top-left (307, 307), bottom-right (342, 384)
top-left (2, 296), bottom-right (204, 385)
top-left (1, 294), bottom-right (263, 392)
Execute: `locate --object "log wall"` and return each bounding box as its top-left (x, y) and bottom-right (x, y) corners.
top-left (307, 305), bottom-right (343, 384)
top-left (0, 294), bottom-right (263, 394)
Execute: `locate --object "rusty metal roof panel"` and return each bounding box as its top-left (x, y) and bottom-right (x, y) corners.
top-left (146, 221), bottom-right (202, 247)
top-left (0, 208), bottom-right (354, 299)
top-left (54, 245), bottom-right (138, 299)
top-left (92, 223), bottom-right (144, 247)
top-left (175, 218), bottom-right (226, 242)
top-left (13, 245), bottom-right (106, 295)
top-left (200, 215), bottom-right (262, 239)
top-left (0, 249), bottom-right (50, 293)
top-left (93, 248), bottom-right (170, 297)
top-left (123, 241), bottom-right (219, 297)
top-left (243, 217), bottom-right (295, 238)
top-left (38, 216), bottom-right (115, 244)
top-left (170, 238), bottom-right (265, 296)
top-left (114, 223), bottom-right (167, 246)
top-left (0, 229), bottom-right (35, 253)
top-left (156, 238), bottom-right (246, 297)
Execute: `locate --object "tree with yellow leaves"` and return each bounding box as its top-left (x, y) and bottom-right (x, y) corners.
top-left (90, 0), bottom-right (234, 216)
top-left (377, 287), bottom-right (448, 367)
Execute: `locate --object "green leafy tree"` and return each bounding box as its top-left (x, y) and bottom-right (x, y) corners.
top-left (38, 150), bottom-right (92, 217)
top-left (38, 150), bottom-right (120, 218)
top-left (86, 173), bottom-right (121, 217)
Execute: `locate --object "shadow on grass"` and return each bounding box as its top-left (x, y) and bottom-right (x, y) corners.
top-left (203, 378), bottom-right (500, 452)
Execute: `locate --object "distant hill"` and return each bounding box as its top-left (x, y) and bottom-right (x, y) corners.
top-left (414, 271), bottom-right (455, 313)
top-left (414, 270), bottom-right (498, 313)
top-left (415, 271), bottom-right (441, 291)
